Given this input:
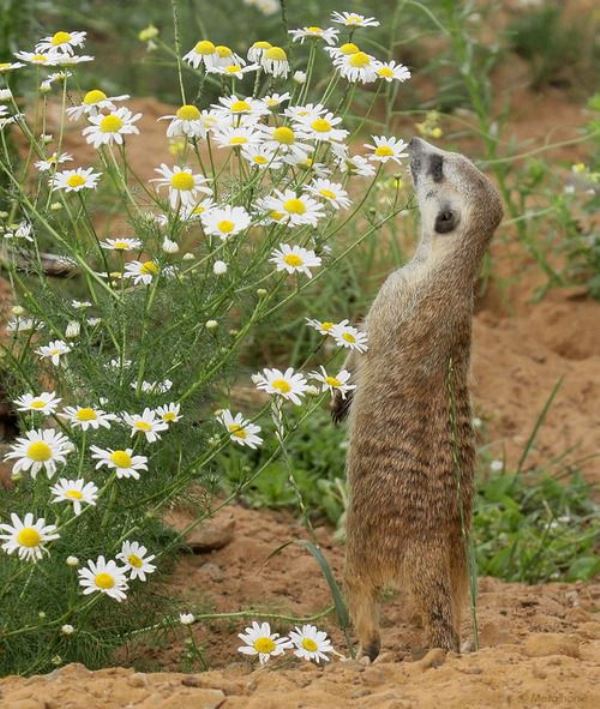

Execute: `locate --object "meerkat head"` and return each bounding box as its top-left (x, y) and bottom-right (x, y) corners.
top-left (408, 137), bottom-right (503, 271)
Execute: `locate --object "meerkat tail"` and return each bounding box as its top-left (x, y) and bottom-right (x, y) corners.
top-left (1, 248), bottom-right (80, 278)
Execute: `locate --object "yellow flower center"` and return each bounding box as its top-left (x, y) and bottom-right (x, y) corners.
top-left (113, 240), bottom-right (130, 250)
top-left (253, 155), bottom-right (268, 165)
top-left (228, 423), bottom-right (247, 439)
top-left (321, 322), bottom-right (334, 331)
top-left (319, 188), bottom-right (337, 200)
top-left (271, 379), bottom-right (291, 394)
top-left (110, 450), bottom-right (132, 468)
top-left (307, 26), bottom-right (323, 34)
top-left (283, 198), bottom-right (306, 215)
top-left (127, 553), bottom-right (143, 568)
top-left (99, 114), bottom-right (124, 133)
top-left (95, 572), bottom-right (115, 589)
top-left (311, 118), bottom-right (332, 133)
top-left (224, 65), bottom-right (241, 74)
top-left (176, 104), bottom-right (200, 121)
top-left (217, 219), bottom-right (235, 234)
top-left (374, 145), bottom-right (394, 157)
top-left (163, 412), bottom-right (177, 422)
top-left (252, 41), bottom-right (272, 50)
top-left (229, 136), bottom-right (248, 145)
top-left (27, 441), bottom-right (52, 462)
top-left (65, 489), bottom-right (83, 500)
top-left (325, 376), bottom-right (342, 387)
top-left (342, 332), bottom-right (356, 344)
top-left (349, 52), bottom-right (371, 68)
top-left (0, 63), bottom-right (12, 71)
top-left (75, 407), bottom-right (97, 421)
top-left (301, 637), bottom-right (318, 652)
top-left (340, 42), bottom-right (359, 55)
top-left (66, 174), bottom-right (87, 188)
top-left (377, 66), bottom-right (394, 78)
top-left (265, 46), bottom-right (287, 62)
top-left (230, 99), bottom-right (251, 113)
top-left (346, 14), bottom-right (362, 24)
top-left (215, 45), bottom-right (232, 58)
top-left (283, 253), bottom-right (304, 267)
top-left (140, 260), bottom-right (159, 275)
top-left (134, 421), bottom-right (153, 432)
top-left (32, 54), bottom-right (49, 63)
top-left (272, 126), bottom-right (295, 145)
top-left (170, 171), bottom-right (195, 191)
top-left (51, 31), bottom-right (72, 46)
top-left (83, 89), bottom-right (107, 105)
top-left (253, 637), bottom-right (276, 654)
top-left (270, 211), bottom-right (284, 221)
top-left (30, 399), bottom-right (47, 410)
top-left (265, 98), bottom-right (278, 107)
top-left (17, 527), bottom-right (42, 547)
top-left (194, 40), bottom-right (215, 55)
top-left (49, 348), bottom-right (62, 357)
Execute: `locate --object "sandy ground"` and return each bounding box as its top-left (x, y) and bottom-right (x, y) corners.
top-left (1, 505), bottom-right (600, 707)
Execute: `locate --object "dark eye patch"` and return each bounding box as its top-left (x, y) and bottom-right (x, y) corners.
top-left (429, 154), bottom-right (444, 183)
top-left (434, 208), bottom-right (458, 233)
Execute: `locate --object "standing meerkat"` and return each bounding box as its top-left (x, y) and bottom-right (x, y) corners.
top-left (333, 137), bottom-right (503, 659)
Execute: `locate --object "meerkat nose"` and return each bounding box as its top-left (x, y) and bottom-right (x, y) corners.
top-left (408, 137), bottom-right (425, 153)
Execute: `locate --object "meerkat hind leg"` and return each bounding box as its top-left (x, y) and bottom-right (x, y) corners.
top-left (406, 542), bottom-right (459, 653)
top-left (345, 573), bottom-right (381, 661)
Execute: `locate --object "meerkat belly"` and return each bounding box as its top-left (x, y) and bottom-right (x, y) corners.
top-left (346, 359), bottom-right (474, 549)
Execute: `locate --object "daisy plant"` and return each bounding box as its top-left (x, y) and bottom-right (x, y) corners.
top-left (0, 4), bottom-right (411, 675)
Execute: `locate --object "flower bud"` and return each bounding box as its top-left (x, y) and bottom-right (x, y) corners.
top-left (50, 202), bottom-right (63, 211)
top-left (61, 624), bottom-right (74, 635)
top-left (213, 260), bottom-right (227, 275)
top-left (162, 236), bottom-right (179, 254)
top-left (66, 556), bottom-right (79, 567)
top-left (293, 70), bottom-right (306, 84)
top-left (65, 320), bottom-right (80, 339)
top-left (205, 320), bottom-right (218, 330)
top-left (256, 288), bottom-right (267, 297)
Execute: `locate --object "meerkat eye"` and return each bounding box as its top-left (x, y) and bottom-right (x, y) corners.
top-left (434, 208), bottom-right (457, 234)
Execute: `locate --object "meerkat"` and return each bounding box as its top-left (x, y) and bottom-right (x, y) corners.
top-left (333, 137), bottom-right (503, 659)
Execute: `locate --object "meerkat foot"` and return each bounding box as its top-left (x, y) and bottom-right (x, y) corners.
top-left (358, 635), bottom-right (381, 663)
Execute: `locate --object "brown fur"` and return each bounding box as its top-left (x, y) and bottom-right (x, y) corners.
top-left (339, 138), bottom-right (503, 658)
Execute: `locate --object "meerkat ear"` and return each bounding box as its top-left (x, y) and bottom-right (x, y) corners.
top-left (434, 208), bottom-right (458, 234)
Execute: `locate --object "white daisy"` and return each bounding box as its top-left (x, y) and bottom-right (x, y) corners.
top-left (106, 358), bottom-right (133, 370)
top-left (155, 403), bottom-right (182, 424)
top-left (262, 92), bottom-right (291, 109)
top-left (78, 556), bottom-right (129, 602)
top-left (306, 179), bottom-right (351, 209)
top-left (364, 136), bottom-right (409, 166)
top-left (334, 51), bottom-right (378, 83)
top-left (217, 409), bottom-right (263, 449)
top-left (310, 366), bottom-right (355, 399)
top-left (305, 317), bottom-right (338, 336)
top-left (331, 320), bottom-right (368, 352)
top-left (260, 124), bottom-right (312, 164)
top-left (123, 260), bottom-right (160, 285)
top-left (212, 44), bottom-right (245, 68)
top-left (122, 408), bottom-right (169, 443)
top-left (6, 317), bottom-right (41, 333)
top-left (212, 94), bottom-right (269, 121)
top-left (136, 379), bottom-right (173, 394)
top-left (34, 151), bottom-right (73, 172)
top-left (183, 40), bottom-right (218, 69)
top-left (289, 26), bottom-right (339, 45)
top-left (65, 89), bottom-right (129, 120)
top-left (0, 513), bottom-right (59, 562)
top-left (14, 391), bottom-right (61, 415)
top-left (3, 221), bottom-right (34, 242)
top-left (159, 104), bottom-right (206, 139)
top-left (117, 541), bottom-right (157, 582)
top-left (179, 198), bottom-right (216, 222)
top-left (51, 167), bottom-right (101, 192)
top-left (211, 125), bottom-right (261, 150)
top-left (60, 406), bottom-right (117, 431)
top-left (36, 339), bottom-right (71, 366)
top-left (261, 189), bottom-right (325, 227)
top-left (35, 30), bottom-right (87, 55)
top-left (90, 446), bottom-right (148, 480)
top-left (179, 612), bottom-right (195, 625)
top-left (208, 63), bottom-right (259, 80)
top-left (247, 40), bottom-right (272, 63)
top-left (71, 299), bottom-right (92, 309)
top-left (339, 153), bottom-right (376, 177)
top-left (294, 109), bottom-right (348, 143)
top-left (82, 107), bottom-right (141, 148)
top-left (331, 11), bottom-right (380, 28)
top-left (13, 51), bottom-right (58, 66)
top-left (284, 102), bottom-right (327, 123)
top-left (375, 60), bottom-right (411, 83)
top-left (252, 367), bottom-right (309, 406)
top-left (201, 205), bottom-right (251, 240)
top-left (270, 244), bottom-right (322, 278)
top-left (289, 624), bottom-right (334, 663)
top-left (100, 237), bottom-right (142, 252)
top-left (151, 163), bottom-right (212, 210)
top-left (50, 478), bottom-right (98, 516)
top-left (238, 621), bottom-right (292, 665)
top-left (261, 46), bottom-right (289, 78)
top-left (241, 145), bottom-right (283, 170)
top-left (4, 428), bottom-right (72, 479)
top-left (0, 61), bottom-right (24, 72)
